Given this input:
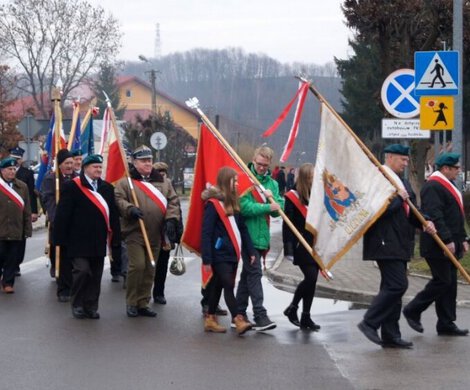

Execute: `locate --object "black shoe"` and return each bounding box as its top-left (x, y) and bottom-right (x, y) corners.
top-left (84, 309), bottom-right (100, 319)
top-left (381, 338), bottom-right (413, 349)
top-left (300, 313), bottom-right (320, 331)
top-left (137, 307), bottom-right (157, 317)
top-left (111, 274), bottom-right (120, 283)
top-left (283, 304), bottom-right (300, 327)
top-left (437, 325), bottom-right (469, 336)
top-left (154, 295), bottom-right (167, 305)
top-left (215, 305), bottom-right (228, 316)
top-left (72, 306), bottom-right (86, 319)
top-left (254, 315), bottom-right (277, 331)
top-left (403, 307), bottom-right (424, 333)
top-left (357, 320), bottom-right (382, 345)
top-left (126, 305), bottom-right (139, 317)
top-left (57, 295), bottom-right (70, 303)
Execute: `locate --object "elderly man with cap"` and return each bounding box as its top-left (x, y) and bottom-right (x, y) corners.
top-left (403, 152), bottom-right (469, 336)
top-left (357, 144), bottom-right (436, 349)
top-left (54, 154), bottom-right (121, 319)
top-left (40, 148), bottom-right (76, 300)
top-left (115, 146), bottom-right (180, 318)
top-left (0, 157), bottom-right (32, 293)
top-left (9, 146), bottom-right (38, 276)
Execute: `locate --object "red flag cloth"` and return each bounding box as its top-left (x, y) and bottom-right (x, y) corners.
top-left (103, 108), bottom-right (126, 184)
top-left (181, 124), bottom-right (253, 256)
top-left (279, 82), bottom-right (309, 162)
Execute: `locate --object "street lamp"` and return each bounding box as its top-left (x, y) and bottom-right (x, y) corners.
top-left (138, 55), bottom-right (160, 114)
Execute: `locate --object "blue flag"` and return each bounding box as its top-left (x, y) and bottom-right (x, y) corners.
top-left (71, 115), bottom-right (82, 153)
top-left (36, 114), bottom-right (54, 190)
top-left (80, 116), bottom-right (94, 158)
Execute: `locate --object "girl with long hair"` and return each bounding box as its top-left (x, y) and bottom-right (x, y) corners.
top-left (201, 167), bottom-right (255, 335)
top-left (282, 163), bottom-right (320, 330)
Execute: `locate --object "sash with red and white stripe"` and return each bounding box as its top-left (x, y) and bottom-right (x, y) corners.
top-left (285, 190), bottom-right (307, 218)
top-left (428, 171), bottom-right (464, 215)
top-left (73, 177), bottom-right (111, 232)
top-left (132, 180), bottom-right (168, 215)
top-left (0, 177), bottom-right (24, 210)
top-left (208, 199), bottom-right (242, 261)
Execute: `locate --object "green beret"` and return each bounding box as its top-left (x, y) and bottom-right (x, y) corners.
top-left (132, 145), bottom-right (153, 160)
top-left (72, 149), bottom-right (83, 157)
top-left (82, 154), bottom-right (103, 167)
top-left (435, 152), bottom-right (460, 168)
top-left (0, 157), bottom-right (18, 169)
top-left (383, 144), bottom-right (409, 156)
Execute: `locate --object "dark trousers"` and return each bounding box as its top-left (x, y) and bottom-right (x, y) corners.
top-left (236, 248), bottom-right (267, 320)
top-left (405, 256), bottom-right (457, 330)
top-left (292, 263), bottom-right (319, 313)
top-left (0, 240), bottom-right (21, 286)
top-left (15, 238), bottom-right (27, 271)
top-left (364, 259), bottom-right (408, 341)
top-left (153, 249), bottom-right (170, 297)
top-left (208, 262), bottom-right (238, 317)
top-left (50, 246), bottom-right (73, 297)
top-left (71, 257), bottom-right (104, 312)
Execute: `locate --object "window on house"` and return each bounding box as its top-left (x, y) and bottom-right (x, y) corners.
top-left (126, 89), bottom-right (131, 97)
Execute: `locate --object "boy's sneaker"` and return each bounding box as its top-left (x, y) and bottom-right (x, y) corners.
top-left (254, 316), bottom-right (277, 331)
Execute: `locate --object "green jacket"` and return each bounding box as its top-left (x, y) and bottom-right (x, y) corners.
top-left (240, 163), bottom-right (284, 250)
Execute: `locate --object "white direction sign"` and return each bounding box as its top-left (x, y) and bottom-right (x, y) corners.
top-left (381, 69), bottom-right (419, 119)
top-left (382, 119), bottom-right (430, 139)
top-left (414, 51), bottom-right (459, 95)
top-left (150, 132), bottom-right (167, 150)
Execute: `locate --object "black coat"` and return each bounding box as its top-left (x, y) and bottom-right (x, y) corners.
top-left (201, 201), bottom-right (255, 265)
top-left (420, 178), bottom-right (467, 259)
top-left (363, 178), bottom-right (420, 261)
top-left (16, 166), bottom-right (38, 214)
top-left (282, 193), bottom-right (316, 267)
top-left (54, 174), bottom-right (121, 258)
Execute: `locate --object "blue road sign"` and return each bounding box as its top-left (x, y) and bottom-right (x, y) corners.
top-left (414, 51), bottom-right (459, 95)
top-left (380, 69), bottom-right (419, 119)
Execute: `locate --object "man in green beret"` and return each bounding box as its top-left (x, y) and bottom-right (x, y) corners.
top-left (54, 154), bottom-right (121, 319)
top-left (0, 157), bottom-right (32, 293)
top-left (358, 144), bottom-right (436, 349)
top-left (404, 152), bottom-right (469, 336)
top-left (72, 149), bottom-right (83, 176)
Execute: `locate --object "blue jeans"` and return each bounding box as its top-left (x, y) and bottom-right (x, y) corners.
top-left (236, 248), bottom-right (267, 320)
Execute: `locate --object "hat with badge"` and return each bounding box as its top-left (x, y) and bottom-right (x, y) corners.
top-left (383, 144), bottom-right (410, 156)
top-left (132, 145), bottom-right (153, 160)
top-left (72, 149), bottom-right (83, 157)
top-left (0, 157), bottom-right (19, 169)
top-left (82, 154), bottom-right (103, 167)
top-left (9, 146), bottom-right (25, 159)
top-left (435, 152), bottom-right (460, 168)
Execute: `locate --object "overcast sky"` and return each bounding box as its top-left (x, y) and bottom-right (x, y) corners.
top-left (88, 0), bottom-right (352, 65)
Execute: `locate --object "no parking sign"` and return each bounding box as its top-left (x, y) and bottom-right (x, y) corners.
top-left (381, 69), bottom-right (420, 119)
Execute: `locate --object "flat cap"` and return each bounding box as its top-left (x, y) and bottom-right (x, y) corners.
top-left (132, 145), bottom-right (153, 160)
top-left (153, 161), bottom-right (168, 172)
top-left (0, 157), bottom-right (18, 169)
top-left (383, 144), bottom-right (409, 156)
top-left (435, 152), bottom-right (460, 168)
top-left (82, 154), bottom-right (103, 167)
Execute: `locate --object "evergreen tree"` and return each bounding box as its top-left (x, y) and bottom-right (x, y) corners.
top-left (93, 62), bottom-right (126, 119)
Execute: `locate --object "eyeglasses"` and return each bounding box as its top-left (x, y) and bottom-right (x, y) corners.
top-left (254, 161), bottom-right (269, 168)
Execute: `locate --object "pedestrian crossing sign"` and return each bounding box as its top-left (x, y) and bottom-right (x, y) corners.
top-left (414, 51), bottom-right (459, 96)
top-left (420, 96), bottom-right (454, 130)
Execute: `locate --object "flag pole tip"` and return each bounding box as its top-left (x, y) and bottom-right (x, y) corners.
top-left (185, 97), bottom-right (199, 109)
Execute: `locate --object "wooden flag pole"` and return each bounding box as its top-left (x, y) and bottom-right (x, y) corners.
top-left (67, 100), bottom-right (80, 152)
top-left (103, 92), bottom-right (155, 267)
top-left (52, 87), bottom-right (62, 278)
top-left (80, 98), bottom-right (98, 133)
top-left (185, 97), bottom-right (332, 280)
top-left (299, 76), bottom-right (470, 284)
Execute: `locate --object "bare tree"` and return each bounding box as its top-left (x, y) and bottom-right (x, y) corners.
top-left (0, 0), bottom-right (122, 118)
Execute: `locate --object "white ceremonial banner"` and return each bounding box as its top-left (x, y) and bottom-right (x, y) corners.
top-left (306, 103), bottom-right (397, 269)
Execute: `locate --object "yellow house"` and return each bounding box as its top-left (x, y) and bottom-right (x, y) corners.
top-left (117, 76), bottom-right (200, 139)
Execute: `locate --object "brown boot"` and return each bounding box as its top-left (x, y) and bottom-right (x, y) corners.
top-left (204, 314), bottom-right (227, 333)
top-left (233, 314), bottom-right (252, 335)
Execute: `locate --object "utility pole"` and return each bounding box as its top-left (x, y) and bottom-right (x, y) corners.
top-left (138, 55), bottom-right (160, 115)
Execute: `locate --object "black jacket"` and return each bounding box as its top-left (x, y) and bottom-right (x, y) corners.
top-left (54, 173), bottom-right (121, 258)
top-left (363, 178), bottom-right (420, 261)
top-left (282, 192), bottom-right (316, 267)
top-left (16, 166), bottom-right (38, 214)
top-left (201, 187), bottom-right (255, 265)
top-left (420, 178), bottom-right (467, 259)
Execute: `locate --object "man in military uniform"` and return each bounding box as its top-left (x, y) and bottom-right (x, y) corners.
top-left (404, 153), bottom-right (469, 336)
top-left (115, 146), bottom-right (180, 318)
top-left (40, 149), bottom-right (76, 301)
top-left (9, 146), bottom-right (38, 276)
top-left (54, 154), bottom-right (121, 319)
top-left (358, 144), bottom-right (436, 349)
top-left (0, 157), bottom-right (32, 293)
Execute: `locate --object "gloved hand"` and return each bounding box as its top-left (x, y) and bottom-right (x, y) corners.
top-left (165, 218), bottom-right (178, 243)
top-left (129, 206), bottom-right (144, 220)
top-left (284, 242), bottom-right (294, 257)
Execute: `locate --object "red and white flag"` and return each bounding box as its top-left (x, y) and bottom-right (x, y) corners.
top-left (101, 107), bottom-right (126, 183)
